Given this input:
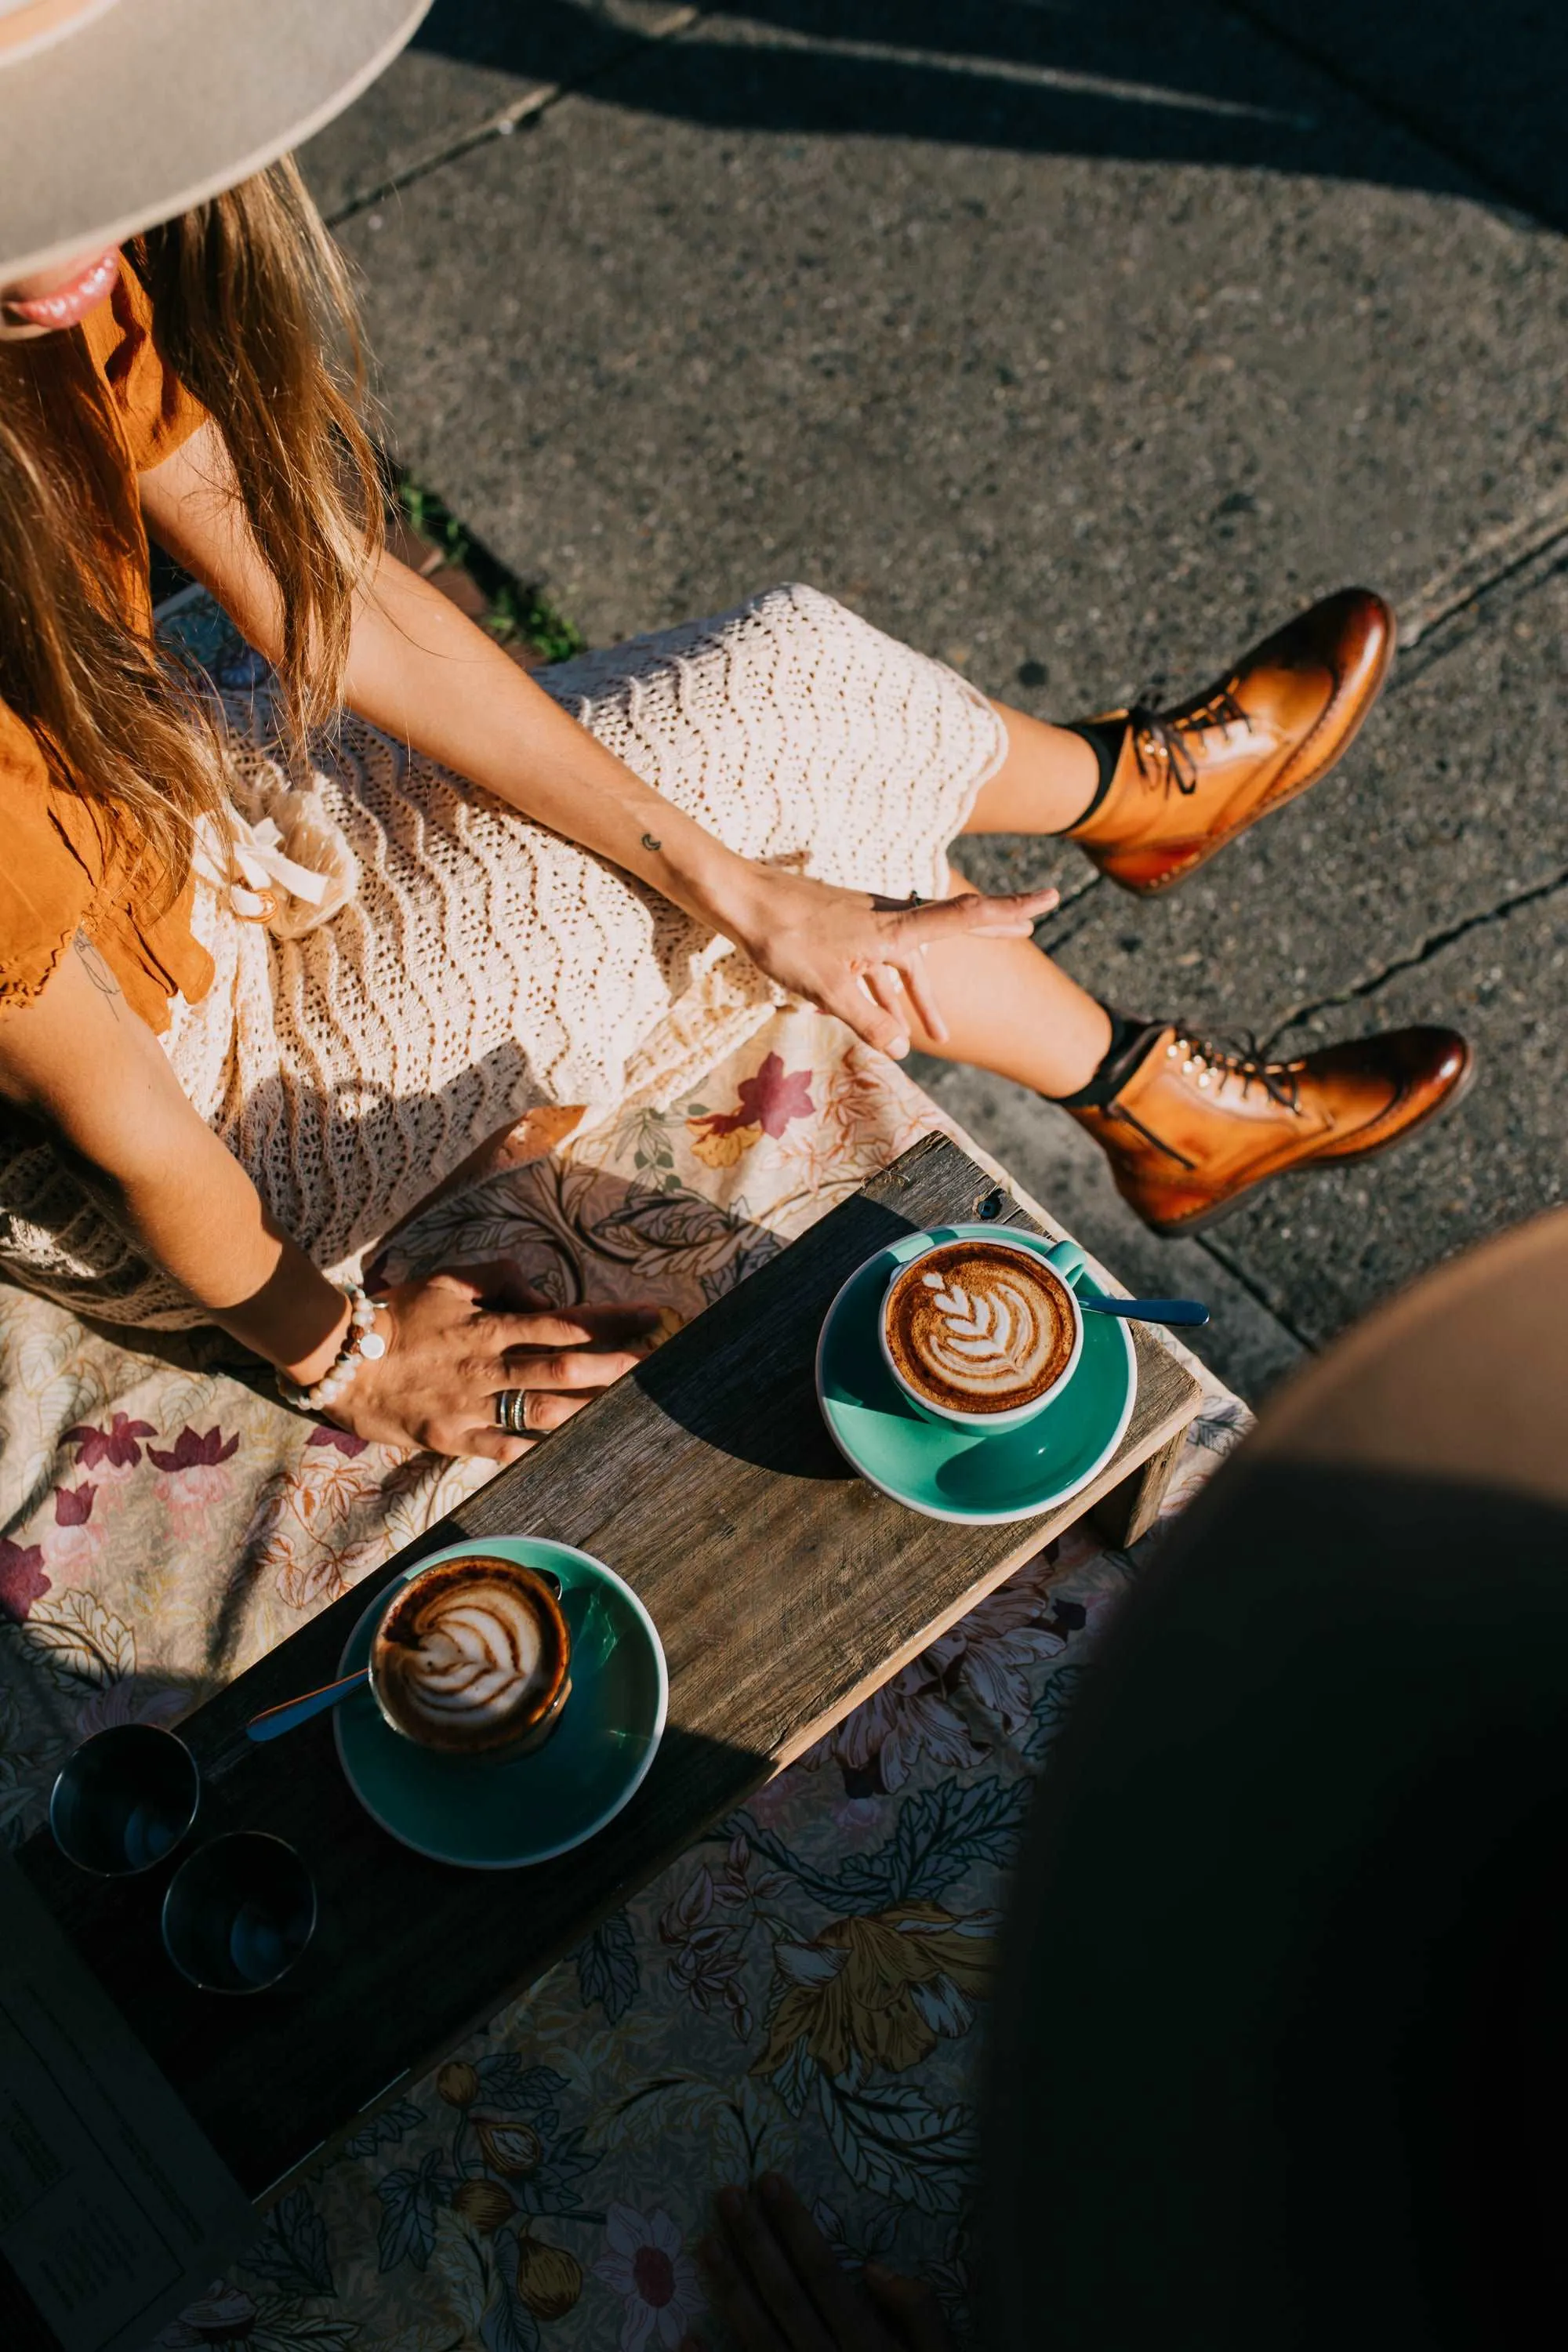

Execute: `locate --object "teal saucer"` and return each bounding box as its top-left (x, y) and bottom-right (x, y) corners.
top-left (815, 1224), bottom-right (1137, 1524)
top-left (334, 1537), bottom-right (667, 1870)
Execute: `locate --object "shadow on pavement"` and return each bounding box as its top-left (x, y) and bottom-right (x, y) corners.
top-left (1231, 0), bottom-right (1568, 230)
top-left (413, 0), bottom-right (1563, 221)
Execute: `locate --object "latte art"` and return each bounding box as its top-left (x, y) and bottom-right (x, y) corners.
top-left (884, 1242), bottom-right (1076, 1416)
top-left (372, 1559), bottom-right (569, 1754)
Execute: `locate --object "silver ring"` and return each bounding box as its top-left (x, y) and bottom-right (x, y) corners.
top-left (495, 1388), bottom-right (530, 1436)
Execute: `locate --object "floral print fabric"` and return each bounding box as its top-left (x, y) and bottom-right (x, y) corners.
top-left (0, 999), bottom-right (1245, 2350)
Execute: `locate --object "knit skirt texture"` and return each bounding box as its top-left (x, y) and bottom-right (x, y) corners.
top-left (0, 584), bottom-right (1005, 1326)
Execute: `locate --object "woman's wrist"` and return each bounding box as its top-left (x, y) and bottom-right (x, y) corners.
top-left (276, 1287), bottom-right (354, 1388)
top-left (668, 837), bottom-right (770, 941)
top-left (200, 1236), bottom-right (361, 1388)
top-left (275, 1282), bottom-right (390, 1414)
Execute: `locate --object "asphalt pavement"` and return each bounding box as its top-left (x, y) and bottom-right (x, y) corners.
top-left (301, 0), bottom-right (1568, 1401)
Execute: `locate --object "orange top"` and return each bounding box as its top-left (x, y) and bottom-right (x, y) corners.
top-left (0, 261), bottom-right (215, 1033)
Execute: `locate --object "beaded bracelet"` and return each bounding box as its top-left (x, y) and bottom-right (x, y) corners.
top-left (275, 1281), bottom-right (387, 1414)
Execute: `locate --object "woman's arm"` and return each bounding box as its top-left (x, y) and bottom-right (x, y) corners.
top-left (140, 426), bottom-right (1057, 1060)
top-left (1, 941), bottom-right (348, 1371)
top-left (0, 948), bottom-right (652, 1459)
top-left (143, 425), bottom-right (761, 926)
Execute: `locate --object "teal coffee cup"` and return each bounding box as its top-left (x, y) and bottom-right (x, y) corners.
top-left (879, 1232), bottom-right (1087, 1434)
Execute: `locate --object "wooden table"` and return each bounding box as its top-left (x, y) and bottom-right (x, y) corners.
top-left (16, 1136), bottom-right (1202, 2204)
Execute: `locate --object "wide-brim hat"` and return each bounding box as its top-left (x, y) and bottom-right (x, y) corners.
top-left (0, 0), bottom-right (430, 281)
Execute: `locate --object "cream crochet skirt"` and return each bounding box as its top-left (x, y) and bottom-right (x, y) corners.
top-left (0, 584), bottom-right (1005, 1327)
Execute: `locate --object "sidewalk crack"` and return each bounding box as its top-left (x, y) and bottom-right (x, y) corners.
top-left (325, 6), bottom-right (709, 228)
top-left (1260, 866), bottom-right (1568, 1050)
top-left (1394, 496), bottom-right (1568, 659)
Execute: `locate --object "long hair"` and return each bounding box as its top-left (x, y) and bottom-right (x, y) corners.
top-left (0, 158), bottom-right (383, 907)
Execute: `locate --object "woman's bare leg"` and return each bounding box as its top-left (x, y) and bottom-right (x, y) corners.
top-left (852, 703), bottom-right (1119, 1092)
top-left (895, 926), bottom-right (1114, 1097)
top-left (961, 702), bottom-right (1102, 837)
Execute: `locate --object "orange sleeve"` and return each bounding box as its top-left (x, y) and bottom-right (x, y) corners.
top-left (80, 259), bottom-right (209, 475)
top-left (0, 712), bottom-right (94, 1022)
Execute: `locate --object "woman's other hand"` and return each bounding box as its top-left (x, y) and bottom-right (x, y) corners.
top-left (681, 2174), bottom-right (953, 2352)
top-left (334, 1261), bottom-right (660, 1461)
top-left (724, 869), bottom-right (1058, 1060)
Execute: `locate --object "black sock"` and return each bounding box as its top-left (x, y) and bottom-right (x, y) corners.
top-left (1050, 1007), bottom-right (1163, 1107)
top-left (1059, 717), bottom-right (1127, 828)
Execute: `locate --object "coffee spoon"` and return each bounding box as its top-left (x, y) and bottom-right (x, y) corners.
top-left (245, 1668), bottom-right (370, 1743)
top-left (1079, 1293), bottom-right (1209, 1328)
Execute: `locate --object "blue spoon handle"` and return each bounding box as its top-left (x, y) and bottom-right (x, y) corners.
top-left (246, 1666), bottom-right (372, 1743)
top-left (1081, 1294), bottom-right (1210, 1328)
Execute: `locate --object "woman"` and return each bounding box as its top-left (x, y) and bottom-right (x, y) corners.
top-left (0, 5), bottom-right (1469, 1462)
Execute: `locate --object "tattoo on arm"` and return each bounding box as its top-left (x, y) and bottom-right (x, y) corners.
top-left (74, 931), bottom-right (122, 1017)
top-left (641, 833), bottom-right (662, 853)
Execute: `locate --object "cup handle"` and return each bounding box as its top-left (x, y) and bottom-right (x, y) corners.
top-left (1045, 1239), bottom-right (1087, 1288)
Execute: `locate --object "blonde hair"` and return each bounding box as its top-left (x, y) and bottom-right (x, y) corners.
top-left (0, 157), bottom-right (383, 906)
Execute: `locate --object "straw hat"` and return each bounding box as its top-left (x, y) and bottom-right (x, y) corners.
top-left (0, 0), bottom-right (430, 281)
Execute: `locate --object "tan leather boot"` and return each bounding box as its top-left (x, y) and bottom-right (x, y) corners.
top-left (1065, 1023), bottom-right (1473, 1235)
top-left (1067, 587), bottom-right (1393, 894)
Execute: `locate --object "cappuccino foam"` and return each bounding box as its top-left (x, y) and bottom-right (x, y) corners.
top-left (373, 1559), bottom-right (568, 1754)
top-left (885, 1241), bottom-right (1075, 1415)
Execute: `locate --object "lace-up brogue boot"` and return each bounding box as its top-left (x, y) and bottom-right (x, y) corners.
top-left (1064, 1022), bottom-right (1473, 1234)
top-left (1066, 586), bottom-right (1394, 894)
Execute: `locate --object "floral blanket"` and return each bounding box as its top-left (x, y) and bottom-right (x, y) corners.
top-left (0, 980), bottom-right (1244, 2350)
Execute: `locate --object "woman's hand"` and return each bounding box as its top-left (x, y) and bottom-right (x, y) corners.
top-left (331, 1261), bottom-right (660, 1461)
top-left (682, 2175), bottom-right (953, 2352)
top-left (720, 868), bottom-right (1059, 1059)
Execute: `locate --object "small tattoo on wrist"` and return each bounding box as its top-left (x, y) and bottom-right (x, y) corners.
top-left (641, 833), bottom-right (662, 853)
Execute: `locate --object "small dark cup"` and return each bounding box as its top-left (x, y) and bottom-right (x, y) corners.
top-left (49, 1722), bottom-right (200, 1876)
top-left (162, 1831), bottom-right (317, 1994)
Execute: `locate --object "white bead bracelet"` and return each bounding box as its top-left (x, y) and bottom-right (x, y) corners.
top-left (276, 1281), bottom-right (388, 1414)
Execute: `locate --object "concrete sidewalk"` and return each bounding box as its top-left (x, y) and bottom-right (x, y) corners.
top-left (302, 0), bottom-right (1568, 1402)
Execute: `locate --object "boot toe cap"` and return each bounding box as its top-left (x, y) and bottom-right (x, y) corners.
top-left (1308, 1024), bottom-right (1475, 1145)
top-left (1294, 585), bottom-right (1396, 677)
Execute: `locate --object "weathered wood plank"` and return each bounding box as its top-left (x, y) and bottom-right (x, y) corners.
top-left (1089, 1424), bottom-right (1192, 1550)
top-left (17, 1136), bottom-right (1202, 2199)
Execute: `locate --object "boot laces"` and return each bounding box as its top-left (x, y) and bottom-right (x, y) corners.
top-left (1129, 681), bottom-right (1251, 796)
top-left (1167, 1029), bottom-right (1305, 1112)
